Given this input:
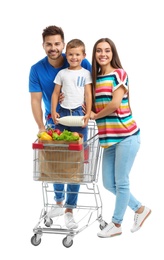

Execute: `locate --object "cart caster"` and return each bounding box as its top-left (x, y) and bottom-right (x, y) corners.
top-left (62, 236), bottom-right (73, 248)
top-left (31, 234), bottom-right (41, 246)
top-left (99, 220), bottom-right (108, 230)
top-left (44, 217), bottom-right (53, 227)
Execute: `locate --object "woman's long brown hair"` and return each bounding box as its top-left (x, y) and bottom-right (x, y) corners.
top-left (91, 38), bottom-right (132, 113)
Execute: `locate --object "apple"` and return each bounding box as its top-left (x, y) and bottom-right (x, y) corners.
top-left (72, 132), bottom-right (79, 137)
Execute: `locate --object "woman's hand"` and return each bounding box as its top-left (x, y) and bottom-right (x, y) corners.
top-left (82, 114), bottom-right (90, 127)
top-left (82, 103), bottom-right (86, 114)
top-left (90, 111), bottom-right (97, 120)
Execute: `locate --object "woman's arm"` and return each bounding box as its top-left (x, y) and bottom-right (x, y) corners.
top-left (90, 85), bottom-right (126, 120)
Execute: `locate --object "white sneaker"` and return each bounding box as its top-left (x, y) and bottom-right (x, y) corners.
top-left (131, 206), bottom-right (151, 233)
top-left (47, 205), bottom-right (64, 218)
top-left (64, 212), bottom-right (78, 229)
top-left (97, 222), bottom-right (122, 238)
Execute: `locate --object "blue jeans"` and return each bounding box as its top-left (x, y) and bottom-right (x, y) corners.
top-left (102, 134), bottom-right (141, 224)
top-left (50, 106), bottom-right (87, 208)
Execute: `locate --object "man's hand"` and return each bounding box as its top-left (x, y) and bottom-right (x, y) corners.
top-left (38, 127), bottom-right (46, 134)
top-left (59, 93), bottom-right (64, 104)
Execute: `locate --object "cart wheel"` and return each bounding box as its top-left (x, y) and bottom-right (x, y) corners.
top-left (62, 236), bottom-right (73, 248)
top-left (31, 234), bottom-right (41, 246)
top-left (99, 221), bottom-right (108, 230)
top-left (44, 217), bottom-right (53, 227)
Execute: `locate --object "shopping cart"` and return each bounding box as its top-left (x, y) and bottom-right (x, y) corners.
top-left (31, 120), bottom-right (107, 248)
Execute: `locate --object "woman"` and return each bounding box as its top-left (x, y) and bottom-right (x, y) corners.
top-left (90, 38), bottom-right (151, 238)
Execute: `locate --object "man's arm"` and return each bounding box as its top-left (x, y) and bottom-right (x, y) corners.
top-left (81, 59), bottom-right (92, 72)
top-left (30, 92), bottom-right (46, 132)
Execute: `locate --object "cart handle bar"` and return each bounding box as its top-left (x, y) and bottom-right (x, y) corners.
top-left (32, 142), bottom-right (83, 151)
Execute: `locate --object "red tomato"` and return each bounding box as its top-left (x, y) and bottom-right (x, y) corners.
top-left (54, 129), bottom-right (61, 135)
top-left (46, 129), bottom-right (53, 136)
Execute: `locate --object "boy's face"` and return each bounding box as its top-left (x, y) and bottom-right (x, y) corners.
top-left (43, 35), bottom-right (65, 61)
top-left (66, 47), bottom-right (86, 69)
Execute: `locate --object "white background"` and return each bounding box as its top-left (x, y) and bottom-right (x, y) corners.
top-left (1, 0), bottom-right (163, 259)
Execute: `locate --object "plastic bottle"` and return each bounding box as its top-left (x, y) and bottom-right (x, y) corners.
top-left (57, 116), bottom-right (84, 126)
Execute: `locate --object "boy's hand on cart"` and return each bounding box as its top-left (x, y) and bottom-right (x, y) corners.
top-left (52, 112), bottom-right (60, 125)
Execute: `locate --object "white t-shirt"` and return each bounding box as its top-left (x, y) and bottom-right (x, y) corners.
top-left (54, 68), bottom-right (92, 109)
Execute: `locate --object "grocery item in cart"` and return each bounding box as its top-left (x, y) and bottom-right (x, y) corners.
top-left (56, 116), bottom-right (84, 126)
top-left (33, 134), bottom-right (84, 183)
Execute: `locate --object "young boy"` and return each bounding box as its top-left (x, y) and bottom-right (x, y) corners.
top-left (51, 39), bottom-right (92, 142)
top-left (51, 39), bottom-right (92, 228)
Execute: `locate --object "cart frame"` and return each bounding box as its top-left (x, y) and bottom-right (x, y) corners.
top-left (31, 121), bottom-right (106, 248)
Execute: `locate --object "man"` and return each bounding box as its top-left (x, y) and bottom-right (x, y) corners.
top-left (29, 25), bottom-right (91, 229)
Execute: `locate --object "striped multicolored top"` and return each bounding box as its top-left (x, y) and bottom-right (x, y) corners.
top-left (95, 68), bottom-right (139, 148)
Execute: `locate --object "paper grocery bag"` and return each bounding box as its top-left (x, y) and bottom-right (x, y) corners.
top-left (34, 137), bottom-right (84, 183)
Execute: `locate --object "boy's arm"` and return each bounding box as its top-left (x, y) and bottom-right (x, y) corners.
top-left (51, 84), bottom-right (62, 124)
top-left (83, 83), bottom-right (92, 127)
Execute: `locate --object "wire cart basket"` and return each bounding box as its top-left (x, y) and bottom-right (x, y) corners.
top-left (31, 120), bottom-right (106, 248)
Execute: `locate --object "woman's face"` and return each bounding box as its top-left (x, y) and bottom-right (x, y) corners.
top-left (95, 41), bottom-right (113, 66)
